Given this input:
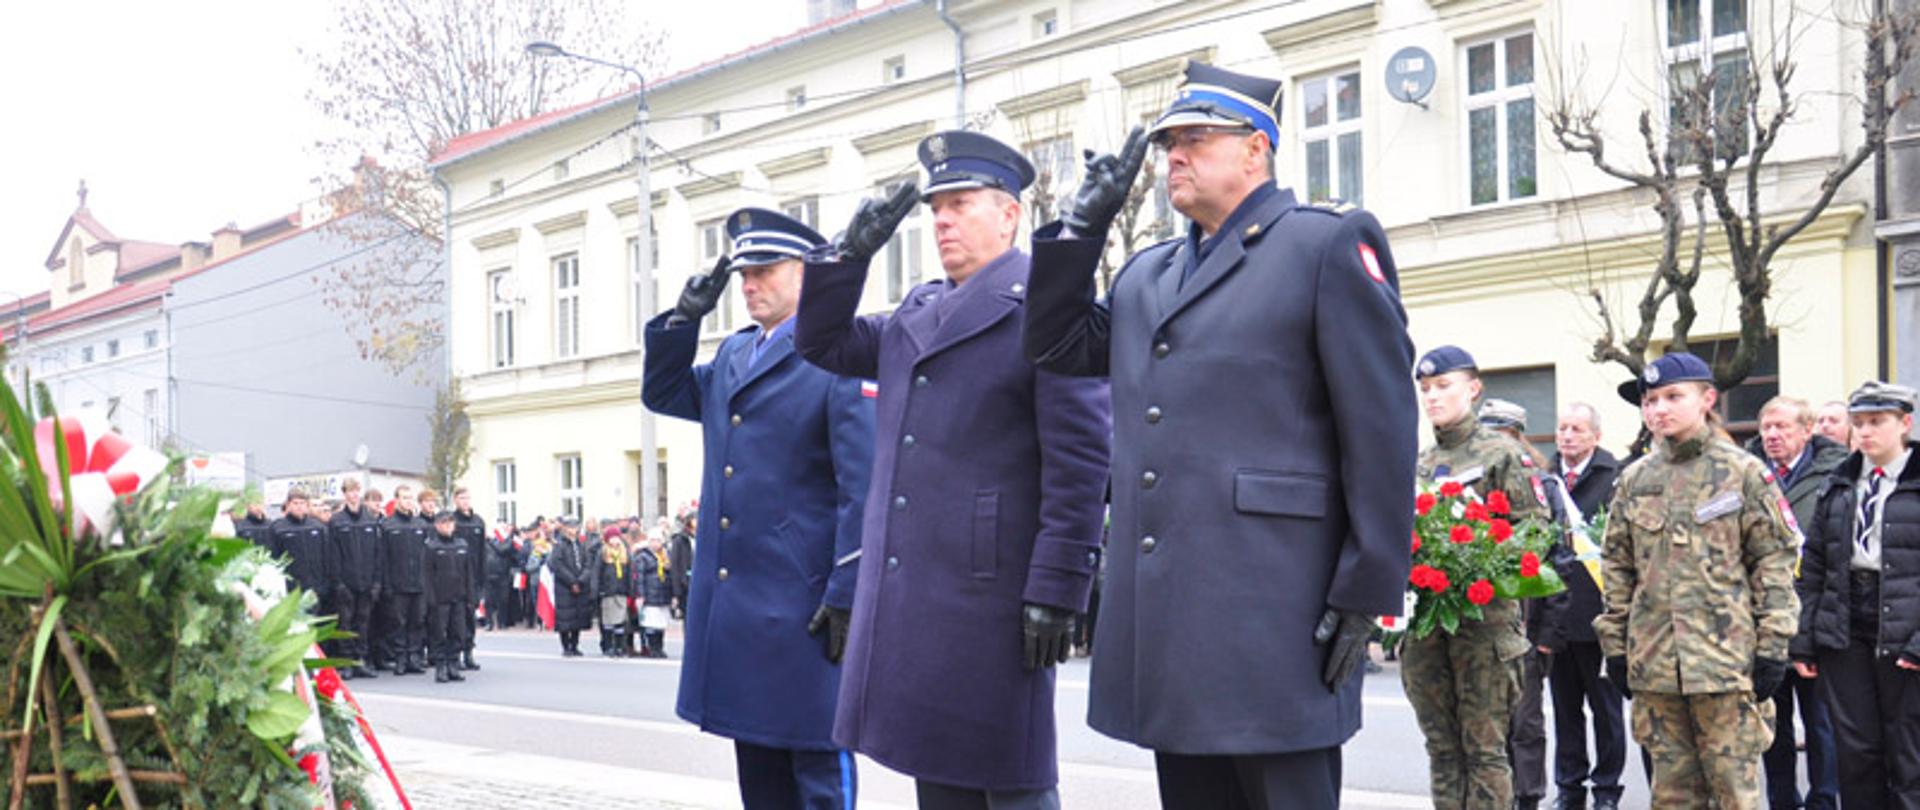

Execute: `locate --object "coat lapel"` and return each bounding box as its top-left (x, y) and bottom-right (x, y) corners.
top-left (1153, 188), bottom-right (1297, 332)
top-left (916, 250), bottom-right (1023, 363)
top-left (895, 286), bottom-right (940, 356)
top-left (729, 334), bottom-right (795, 403)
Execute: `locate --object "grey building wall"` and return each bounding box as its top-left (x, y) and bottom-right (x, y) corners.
top-left (1891, 0), bottom-right (1920, 385)
top-left (167, 212), bottom-right (443, 482)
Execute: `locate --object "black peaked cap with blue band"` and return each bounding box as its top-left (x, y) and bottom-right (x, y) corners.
top-left (919, 130), bottom-right (1036, 200)
top-left (1415, 346), bottom-right (1477, 379)
top-left (1150, 61), bottom-right (1284, 147)
top-left (727, 207), bottom-right (826, 270)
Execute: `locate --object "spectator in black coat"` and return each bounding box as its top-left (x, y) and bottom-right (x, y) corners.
top-left (668, 512), bottom-right (695, 620)
top-left (1547, 402), bottom-right (1628, 810)
top-left (634, 531), bottom-right (673, 659)
top-left (594, 527), bottom-right (635, 657)
top-left (547, 517), bottom-right (595, 657)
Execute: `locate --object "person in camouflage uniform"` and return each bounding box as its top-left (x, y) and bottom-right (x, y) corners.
top-left (1593, 353), bottom-right (1800, 810)
top-left (1407, 347), bottom-right (1549, 810)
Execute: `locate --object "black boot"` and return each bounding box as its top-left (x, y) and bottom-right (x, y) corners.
top-left (651, 630), bottom-right (668, 659)
top-left (405, 653), bottom-right (427, 675)
top-left (461, 650), bottom-right (480, 671)
top-left (353, 665), bottom-right (378, 680)
top-left (446, 660), bottom-right (466, 682)
top-left (434, 660), bottom-right (450, 683)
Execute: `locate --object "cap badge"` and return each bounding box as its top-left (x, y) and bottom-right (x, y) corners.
top-left (1418, 360), bottom-right (1436, 376)
top-left (928, 135), bottom-right (947, 162)
top-left (1644, 365), bottom-right (1661, 384)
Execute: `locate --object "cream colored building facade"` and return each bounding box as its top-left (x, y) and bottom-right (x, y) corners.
top-left (434, 0), bottom-right (1885, 523)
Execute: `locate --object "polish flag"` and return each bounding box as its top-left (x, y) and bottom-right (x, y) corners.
top-left (536, 565), bottom-right (556, 630)
top-left (861, 381), bottom-right (878, 398)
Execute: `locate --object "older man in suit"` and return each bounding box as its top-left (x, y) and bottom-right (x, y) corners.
top-left (1547, 402), bottom-right (1627, 810)
top-left (1022, 61), bottom-right (1417, 810)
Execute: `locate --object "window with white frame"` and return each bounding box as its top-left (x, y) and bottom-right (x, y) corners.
top-left (786, 86), bottom-right (807, 111)
top-left (142, 388), bottom-right (159, 446)
top-left (1033, 9), bottom-right (1058, 38)
top-left (883, 55), bottom-right (906, 83)
top-left (143, 329), bottom-right (158, 350)
top-left (488, 269), bottom-right (516, 368)
top-left (493, 460), bottom-right (518, 526)
top-left (1301, 69), bottom-right (1364, 206)
top-left (557, 454), bottom-right (583, 520)
top-left (81, 346), bottom-right (94, 364)
top-left (553, 253), bottom-right (581, 359)
top-left (1464, 31), bottom-right (1538, 206)
top-left (1664, 0), bottom-right (1750, 162)
top-left (1025, 136), bottom-right (1077, 222)
top-left (781, 197), bottom-right (820, 230)
top-left (106, 339), bottom-right (120, 359)
top-left (698, 219), bottom-right (735, 334)
top-left (878, 176), bottom-right (923, 303)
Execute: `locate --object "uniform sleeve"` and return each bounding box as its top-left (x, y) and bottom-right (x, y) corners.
top-left (1790, 489), bottom-right (1830, 661)
top-left (823, 374), bottom-right (877, 610)
top-left (1743, 471), bottom-right (1803, 661)
top-left (641, 311), bottom-right (717, 422)
top-left (1315, 212), bottom-right (1419, 616)
top-left (794, 254), bottom-right (886, 380)
top-left (1022, 369), bottom-right (1113, 611)
top-left (1023, 221), bottom-right (1113, 377)
top-left (1594, 476), bottom-right (1638, 658)
top-left (422, 552), bottom-right (439, 604)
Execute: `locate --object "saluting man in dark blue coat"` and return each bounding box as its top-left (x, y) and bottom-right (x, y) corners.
top-left (795, 132), bottom-right (1111, 810)
top-left (642, 207), bottom-right (875, 810)
top-left (1022, 61), bottom-right (1419, 810)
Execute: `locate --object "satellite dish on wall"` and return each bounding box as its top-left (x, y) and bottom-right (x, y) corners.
top-left (1385, 46), bottom-right (1437, 110)
top-left (352, 443), bottom-right (370, 467)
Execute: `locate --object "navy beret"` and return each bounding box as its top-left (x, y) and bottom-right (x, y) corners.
top-left (1639, 353), bottom-right (1714, 393)
top-left (1416, 346), bottom-right (1477, 378)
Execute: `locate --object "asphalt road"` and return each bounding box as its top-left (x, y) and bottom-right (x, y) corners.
top-left (349, 628), bottom-right (1678, 809)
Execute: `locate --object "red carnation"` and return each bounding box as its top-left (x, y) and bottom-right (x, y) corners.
top-left (1426, 569), bottom-right (1451, 593)
top-left (1440, 481), bottom-right (1465, 498)
top-left (1415, 492), bottom-right (1437, 516)
top-left (1520, 551), bottom-right (1541, 578)
top-left (1487, 490), bottom-right (1511, 515)
top-left (1411, 531), bottom-right (1422, 554)
top-left (1464, 502), bottom-right (1490, 523)
top-left (1449, 525), bottom-right (1475, 544)
top-left (1409, 564), bottom-right (1433, 588)
top-left (313, 667), bottom-right (343, 701)
top-left (1467, 579), bottom-right (1494, 606)
top-left (1488, 519), bottom-right (1513, 543)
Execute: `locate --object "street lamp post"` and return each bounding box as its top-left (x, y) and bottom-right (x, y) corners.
top-left (527, 41), bottom-right (659, 522)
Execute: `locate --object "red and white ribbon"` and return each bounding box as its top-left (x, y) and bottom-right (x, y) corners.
top-left (33, 415), bottom-right (169, 539)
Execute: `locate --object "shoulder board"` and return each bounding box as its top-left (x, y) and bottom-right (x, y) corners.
top-left (1299, 198), bottom-right (1359, 216)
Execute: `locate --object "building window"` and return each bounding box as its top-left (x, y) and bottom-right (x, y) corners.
top-left (786, 86), bottom-right (807, 111)
top-left (630, 235), bottom-right (660, 345)
top-left (493, 460), bottom-right (518, 526)
top-left (106, 396), bottom-right (121, 433)
top-left (553, 254), bottom-right (582, 359)
top-left (1033, 9), bottom-right (1059, 38)
top-left (1692, 333), bottom-right (1778, 441)
top-left (489, 179), bottom-right (506, 197)
top-left (703, 113), bottom-right (722, 135)
top-left (1026, 136), bottom-right (1077, 222)
top-left (81, 346), bottom-right (94, 364)
top-left (883, 55), bottom-right (906, 83)
top-left (143, 388), bottom-right (159, 446)
top-left (1665, 0), bottom-right (1751, 161)
top-left (553, 159), bottom-right (570, 182)
top-left (557, 454), bottom-right (584, 520)
top-left (1481, 365), bottom-right (1557, 457)
top-left (878, 176), bottom-right (923, 303)
top-left (698, 219), bottom-right (734, 334)
top-left (781, 197), bottom-right (820, 230)
top-left (68, 237), bottom-right (83, 288)
top-left (143, 329), bottom-right (158, 350)
top-left (1464, 31), bottom-right (1537, 205)
top-left (1301, 69), bottom-right (1364, 206)
top-left (106, 339), bottom-right (120, 359)
top-left (488, 270), bottom-right (517, 368)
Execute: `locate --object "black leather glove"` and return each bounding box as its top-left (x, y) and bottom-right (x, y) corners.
top-left (1751, 656), bottom-right (1789, 700)
top-left (1021, 603), bottom-right (1076, 672)
top-left (807, 604), bottom-right (852, 664)
top-left (667, 256), bottom-right (732, 325)
top-left (1061, 126), bottom-right (1150, 236)
top-left (1313, 608), bottom-right (1374, 692)
top-left (834, 182), bottom-right (919, 263)
top-left (1606, 655), bottom-right (1632, 700)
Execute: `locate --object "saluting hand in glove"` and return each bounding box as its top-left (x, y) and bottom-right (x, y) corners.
top-left (1061, 126), bottom-right (1150, 237)
top-left (667, 256), bottom-right (733, 326)
top-left (833, 182), bottom-right (920, 263)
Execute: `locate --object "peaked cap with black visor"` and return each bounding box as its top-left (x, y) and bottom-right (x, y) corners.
top-left (918, 130), bottom-right (1037, 201)
top-left (1148, 61), bottom-right (1284, 148)
top-left (725, 207), bottom-right (826, 271)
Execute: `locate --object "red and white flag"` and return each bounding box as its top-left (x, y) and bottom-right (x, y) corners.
top-left (536, 565), bottom-right (556, 630)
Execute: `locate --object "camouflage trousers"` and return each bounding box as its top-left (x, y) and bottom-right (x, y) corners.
top-left (1402, 613), bottom-right (1527, 810)
top-left (1632, 691), bottom-right (1774, 810)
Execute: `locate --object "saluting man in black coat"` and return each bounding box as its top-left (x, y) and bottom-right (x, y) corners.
top-left (1023, 61), bottom-right (1417, 809)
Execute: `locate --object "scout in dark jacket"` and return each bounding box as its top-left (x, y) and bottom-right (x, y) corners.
top-left (1792, 380), bottom-right (1920, 809)
top-left (329, 479), bottom-right (386, 680)
top-left (269, 490), bottom-right (335, 604)
top-left (422, 512), bottom-right (472, 683)
top-left (1023, 61), bottom-right (1414, 810)
top-left (798, 132), bottom-right (1110, 804)
top-left (594, 527), bottom-right (634, 658)
top-left (380, 485), bottom-right (431, 675)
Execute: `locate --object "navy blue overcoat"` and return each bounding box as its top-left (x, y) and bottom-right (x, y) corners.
top-left (1023, 187), bottom-right (1418, 754)
top-left (794, 248), bottom-right (1111, 791)
top-left (642, 313), bottom-right (874, 751)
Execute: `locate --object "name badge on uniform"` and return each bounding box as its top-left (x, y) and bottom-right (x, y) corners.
top-left (1693, 491), bottom-right (1744, 523)
top-left (1439, 466), bottom-right (1485, 486)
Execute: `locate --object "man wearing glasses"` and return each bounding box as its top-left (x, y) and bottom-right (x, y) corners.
top-left (1023, 61), bottom-right (1418, 809)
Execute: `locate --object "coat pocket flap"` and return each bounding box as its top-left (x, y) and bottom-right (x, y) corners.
top-left (1233, 470), bottom-right (1328, 518)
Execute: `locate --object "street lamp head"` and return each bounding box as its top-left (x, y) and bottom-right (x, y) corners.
top-left (525, 40), bottom-right (567, 58)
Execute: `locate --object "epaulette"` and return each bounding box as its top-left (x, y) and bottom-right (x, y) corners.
top-left (1299, 198), bottom-right (1359, 216)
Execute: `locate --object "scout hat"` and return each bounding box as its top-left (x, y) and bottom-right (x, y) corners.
top-left (1848, 380), bottom-right (1919, 414)
top-left (1149, 61), bottom-right (1284, 148)
top-left (1416, 345), bottom-right (1477, 379)
top-left (1478, 398), bottom-right (1529, 432)
top-left (726, 208), bottom-right (825, 270)
top-left (918, 131), bottom-right (1036, 200)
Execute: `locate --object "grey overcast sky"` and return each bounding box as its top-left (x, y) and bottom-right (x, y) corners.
top-left (0, 0), bottom-right (810, 300)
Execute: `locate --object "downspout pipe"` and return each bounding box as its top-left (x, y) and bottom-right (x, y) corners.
top-left (935, 0), bottom-right (966, 128)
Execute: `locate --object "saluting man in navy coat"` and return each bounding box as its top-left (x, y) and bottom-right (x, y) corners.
top-left (1022, 61), bottom-right (1419, 809)
top-left (642, 207), bottom-right (875, 810)
top-left (795, 132), bottom-right (1111, 810)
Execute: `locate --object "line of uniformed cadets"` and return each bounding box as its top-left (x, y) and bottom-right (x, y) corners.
top-left (642, 60), bottom-right (1418, 810)
top-left (234, 480), bottom-right (490, 685)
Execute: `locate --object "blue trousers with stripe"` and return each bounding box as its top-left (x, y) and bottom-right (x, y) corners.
top-left (735, 741), bottom-right (856, 810)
